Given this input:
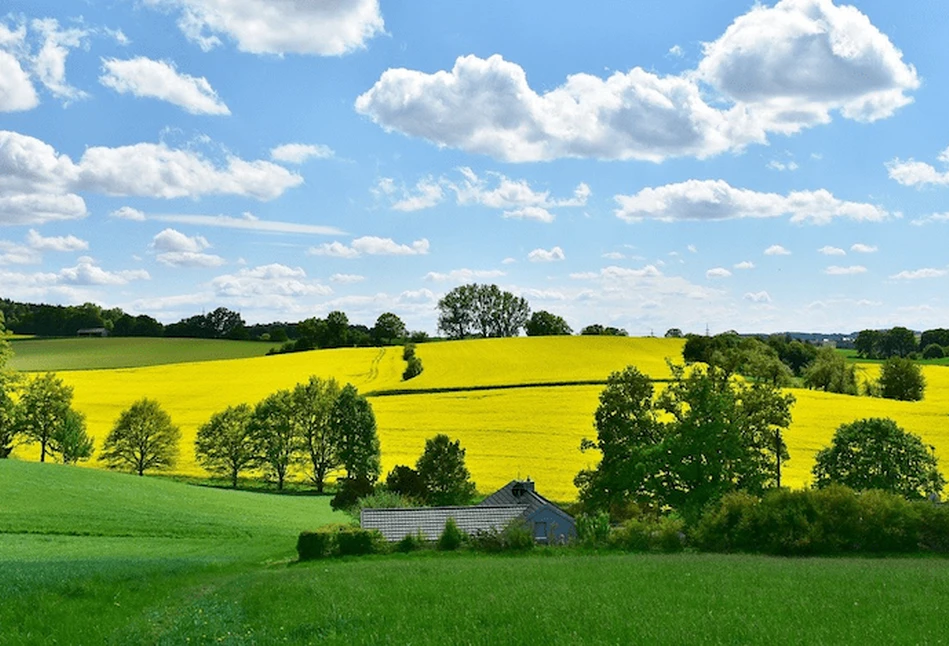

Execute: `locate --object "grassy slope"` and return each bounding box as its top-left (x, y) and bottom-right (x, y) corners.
top-left (4, 463), bottom-right (949, 644)
top-left (8, 337), bottom-right (282, 371)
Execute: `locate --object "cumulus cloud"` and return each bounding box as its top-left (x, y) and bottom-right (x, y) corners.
top-left (528, 246), bottom-right (565, 262)
top-left (886, 147), bottom-right (949, 187)
top-left (26, 229), bottom-right (88, 252)
top-left (0, 130), bottom-right (303, 226)
top-left (99, 57), bottom-right (230, 115)
top-left (146, 0), bottom-right (384, 56)
top-left (890, 268), bottom-right (948, 280)
top-left (110, 206), bottom-right (147, 221)
top-left (603, 251), bottom-right (626, 260)
top-left (706, 267), bottom-right (732, 279)
top-left (150, 228), bottom-right (224, 267)
top-left (912, 212), bottom-right (949, 226)
top-left (152, 228), bottom-right (210, 253)
top-left (0, 49), bottom-right (38, 112)
top-left (0, 240), bottom-right (40, 265)
top-left (851, 243), bottom-right (877, 253)
top-left (614, 179), bottom-right (888, 224)
top-left (818, 245), bottom-right (846, 255)
top-left (734, 261), bottom-right (755, 269)
top-left (764, 245), bottom-right (791, 256)
top-left (824, 265), bottom-right (867, 275)
top-left (59, 256), bottom-right (150, 285)
top-left (310, 236), bottom-right (430, 258)
top-left (211, 264), bottom-right (332, 299)
top-left (357, 1), bottom-right (918, 162)
top-left (30, 18), bottom-right (89, 103)
top-left (375, 176), bottom-right (445, 212)
top-left (270, 143), bottom-right (334, 164)
top-left (330, 273), bottom-right (365, 284)
top-left (744, 291), bottom-right (772, 303)
top-left (423, 268), bottom-right (506, 282)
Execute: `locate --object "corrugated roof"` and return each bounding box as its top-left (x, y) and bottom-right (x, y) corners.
top-left (361, 505), bottom-right (528, 542)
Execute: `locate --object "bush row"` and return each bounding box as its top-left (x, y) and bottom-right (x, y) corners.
top-left (297, 525), bottom-right (387, 560)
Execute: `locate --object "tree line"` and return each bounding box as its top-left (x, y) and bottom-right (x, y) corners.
top-left (855, 326), bottom-right (949, 360)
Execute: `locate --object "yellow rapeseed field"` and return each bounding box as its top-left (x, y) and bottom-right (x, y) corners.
top-left (12, 337), bottom-right (949, 502)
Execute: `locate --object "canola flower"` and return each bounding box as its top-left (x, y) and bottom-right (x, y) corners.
top-left (13, 338), bottom-right (949, 502)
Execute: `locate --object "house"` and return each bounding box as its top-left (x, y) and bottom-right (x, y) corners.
top-left (77, 327), bottom-right (109, 337)
top-left (360, 479), bottom-right (576, 544)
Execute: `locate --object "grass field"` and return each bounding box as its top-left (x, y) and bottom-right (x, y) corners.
top-left (4, 460), bottom-right (949, 644)
top-left (7, 337), bottom-right (282, 371)
top-left (9, 336), bottom-right (949, 500)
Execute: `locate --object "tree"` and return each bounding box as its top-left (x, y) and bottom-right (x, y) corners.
top-left (437, 284), bottom-right (477, 339)
top-left (194, 404), bottom-right (258, 487)
top-left (922, 344), bottom-right (945, 360)
top-left (385, 465), bottom-right (428, 501)
top-left (291, 376), bottom-right (342, 492)
top-left (331, 385), bottom-right (381, 483)
top-left (878, 357), bottom-right (926, 401)
top-left (99, 398), bottom-right (180, 476)
top-left (17, 373), bottom-right (74, 462)
top-left (251, 390), bottom-right (298, 490)
top-left (854, 329), bottom-right (882, 359)
top-left (664, 328), bottom-right (683, 338)
top-left (324, 311), bottom-right (350, 347)
top-left (802, 347), bottom-right (857, 395)
top-left (813, 418), bottom-right (944, 500)
top-left (0, 313), bottom-right (18, 458)
top-left (920, 328), bottom-right (949, 351)
top-left (880, 326), bottom-right (917, 358)
top-left (526, 311), bottom-right (573, 336)
top-left (48, 410), bottom-right (94, 464)
top-left (415, 434), bottom-right (477, 506)
top-left (576, 363), bottom-right (794, 523)
top-left (437, 284), bottom-right (529, 339)
top-left (581, 324), bottom-right (628, 336)
top-left (372, 312), bottom-right (407, 346)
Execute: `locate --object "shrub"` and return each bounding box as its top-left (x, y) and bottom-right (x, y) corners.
top-left (856, 489), bottom-right (920, 553)
top-left (692, 491), bottom-right (761, 553)
top-left (437, 517), bottom-right (466, 551)
top-left (297, 524), bottom-right (348, 561)
top-left (402, 356), bottom-right (423, 381)
top-left (576, 512), bottom-right (611, 548)
top-left (336, 527), bottom-right (385, 556)
top-left (653, 516), bottom-right (686, 552)
top-left (385, 465), bottom-right (428, 501)
top-left (610, 515), bottom-right (685, 552)
top-left (402, 343), bottom-right (416, 361)
top-left (922, 343), bottom-right (945, 359)
top-left (395, 530), bottom-right (425, 553)
top-left (357, 491), bottom-right (417, 509)
top-left (470, 519), bottom-right (535, 553)
top-left (918, 503), bottom-right (949, 552)
top-left (331, 476), bottom-right (376, 512)
top-left (296, 525), bottom-right (385, 560)
top-left (878, 357), bottom-right (926, 401)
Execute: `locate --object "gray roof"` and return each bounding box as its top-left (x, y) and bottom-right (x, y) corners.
top-left (479, 480), bottom-right (551, 514)
top-left (361, 505), bottom-right (527, 542)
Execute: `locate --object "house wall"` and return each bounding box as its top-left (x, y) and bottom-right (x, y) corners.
top-left (526, 507), bottom-right (576, 544)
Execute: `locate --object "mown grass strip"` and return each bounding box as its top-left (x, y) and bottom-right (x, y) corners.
top-left (364, 378), bottom-right (674, 397)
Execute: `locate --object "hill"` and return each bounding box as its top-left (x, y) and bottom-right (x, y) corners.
top-left (7, 336), bottom-right (282, 371)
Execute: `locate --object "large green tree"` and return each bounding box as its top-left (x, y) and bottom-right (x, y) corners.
top-left (292, 376), bottom-right (341, 492)
top-left (99, 398), bottom-right (180, 476)
top-left (331, 384), bottom-right (381, 483)
top-left (878, 356), bottom-right (926, 401)
top-left (194, 403), bottom-right (258, 487)
top-left (17, 372), bottom-right (74, 462)
top-left (813, 418), bottom-right (944, 500)
top-left (525, 310), bottom-right (573, 336)
top-left (371, 312), bottom-right (407, 346)
top-left (576, 363), bottom-right (794, 522)
top-left (437, 284), bottom-right (530, 339)
top-left (416, 434), bottom-right (477, 506)
top-left (0, 313), bottom-right (19, 458)
top-left (49, 410), bottom-right (94, 464)
top-left (251, 390), bottom-right (298, 490)
top-left (802, 347), bottom-right (858, 395)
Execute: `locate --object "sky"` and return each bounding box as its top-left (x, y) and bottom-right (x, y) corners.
top-left (1, 0), bottom-right (948, 335)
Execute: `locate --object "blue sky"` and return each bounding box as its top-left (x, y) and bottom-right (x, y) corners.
top-left (1, 0), bottom-right (947, 335)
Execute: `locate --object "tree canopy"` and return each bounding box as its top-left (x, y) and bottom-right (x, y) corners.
top-left (525, 310), bottom-right (573, 336)
top-left (437, 284), bottom-right (530, 339)
top-left (99, 398), bottom-right (180, 476)
top-left (813, 418), bottom-right (944, 500)
top-left (194, 403), bottom-right (257, 487)
top-left (416, 434), bottom-right (477, 506)
top-left (16, 373), bottom-right (74, 462)
top-left (331, 384), bottom-right (381, 483)
top-left (878, 357), bottom-right (926, 401)
top-left (802, 347), bottom-right (858, 395)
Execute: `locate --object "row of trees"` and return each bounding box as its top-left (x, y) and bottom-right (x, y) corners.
top-left (577, 362), bottom-right (945, 526)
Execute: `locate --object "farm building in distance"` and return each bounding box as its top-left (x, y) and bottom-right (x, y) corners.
top-left (77, 327), bottom-right (109, 337)
top-left (361, 479), bottom-right (576, 543)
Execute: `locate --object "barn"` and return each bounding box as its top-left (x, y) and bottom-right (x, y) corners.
top-left (360, 479), bottom-right (576, 544)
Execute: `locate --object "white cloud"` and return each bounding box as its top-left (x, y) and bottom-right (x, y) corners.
top-left (890, 268), bottom-right (948, 280)
top-left (818, 245), bottom-right (846, 256)
top-left (912, 212), bottom-right (949, 226)
top-left (824, 265), bottom-right (867, 275)
top-left (850, 243), bottom-right (877, 253)
top-left (503, 206), bottom-right (555, 223)
top-left (764, 245), bottom-right (791, 256)
top-left (270, 143), bottom-right (334, 164)
top-left (26, 229), bottom-right (87, 252)
top-left (310, 236), bottom-right (430, 258)
top-left (58, 256), bottom-right (150, 285)
top-left (153, 213), bottom-right (342, 235)
top-left (152, 228), bottom-right (210, 253)
top-left (211, 264), bottom-right (332, 298)
top-left (330, 273), bottom-right (365, 284)
top-left (528, 246), bottom-right (565, 262)
top-left (0, 241), bottom-right (40, 265)
top-left (602, 251), bottom-right (625, 260)
top-left (697, 0), bottom-right (919, 128)
top-left (423, 268), bottom-right (506, 282)
top-left (767, 160), bottom-right (799, 171)
top-left (99, 57), bottom-right (230, 115)
top-left (687, 245), bottom-right (697, 253)
top-left (614, 179), bottom-right (889, 224)
top-left (110, 206), bottom-right (146, 221)
top-left (377, 176), bottom-right (445, 212)
top-left (668, 45), bottom-right (684, 58)
top-left (886, 147), bottom-right (949, 187)
top-left (156, 251), bottom-right (225, 268)
top-left (147, 0), bottom-right (385, 56)
top-left (706, 267), bottom-right (732, 279)
top-left (744, 291), bottom-right (772, 303)
top-left (734, 261), bottom-right (754, 270)
top-left (357, 2), bottom-right (917, 163)
top-left (0, 50), bottom-right (38, 111)
top-left (501, 257), bottom-right (517, 265)
top-left (30, 19), bottom-right (89, 103)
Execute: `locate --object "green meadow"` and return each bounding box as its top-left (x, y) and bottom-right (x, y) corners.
top-left (7, 337), bottom-right (281, 372)
top-left (3, 460), bottom-right (949, 644)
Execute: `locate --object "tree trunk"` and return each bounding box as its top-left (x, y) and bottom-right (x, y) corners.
top-left (232, 467), bottom-right (238, 489)
top-left (40, 440), bottom-right (46, 462)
